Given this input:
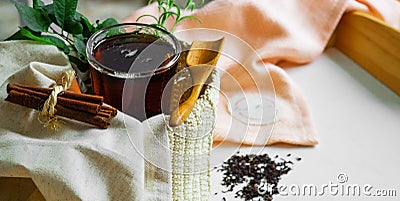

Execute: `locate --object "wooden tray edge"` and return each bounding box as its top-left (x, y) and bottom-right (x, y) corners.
top-left (328, 11), bottom-right (400, 95)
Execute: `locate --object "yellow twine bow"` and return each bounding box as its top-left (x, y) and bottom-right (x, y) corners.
top-left (40, 70), bottom-right (75, 129)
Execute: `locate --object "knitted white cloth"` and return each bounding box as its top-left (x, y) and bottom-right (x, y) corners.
top-left (167, 66), bottom-right (219, 201)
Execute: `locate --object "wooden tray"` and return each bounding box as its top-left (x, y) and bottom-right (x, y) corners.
top-left (327, 11), bottom-right (400, 95)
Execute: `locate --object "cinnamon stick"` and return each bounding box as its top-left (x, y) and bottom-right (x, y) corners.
top-left (12, 83), bottom-right (118, 117)
top-left (98, 110), bottom-right (113, 118)
top-left (11, 83), bottom-right (103, 104)
top-left (100, 105), bottom-right (118, 117)
top-left (5, 90), bottom-right (110, 129)
top-left (7, 83), bottom-right (101, 115)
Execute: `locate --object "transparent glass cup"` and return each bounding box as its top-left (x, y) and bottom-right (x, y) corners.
top-left (86, 23), bottom-right (181, 121)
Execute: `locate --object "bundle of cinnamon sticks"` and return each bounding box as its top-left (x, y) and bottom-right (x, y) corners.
top-left (5, 83), bottom-right (117, 129)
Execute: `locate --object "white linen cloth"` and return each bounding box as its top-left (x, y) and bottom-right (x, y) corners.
top-left (0, 41), bottom-right (171, 201)
top-left (0, 40), bottom-right (217, 201)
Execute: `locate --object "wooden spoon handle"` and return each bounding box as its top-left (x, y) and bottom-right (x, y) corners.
top-left (169, 85), bottom-right (202, 127)
top-left (169, 38), bottom-right (225, 127)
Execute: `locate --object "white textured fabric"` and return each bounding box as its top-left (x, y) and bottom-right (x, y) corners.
top-left (0, 41), bottom-right (218, 200)
top-left (0, 41), bottom-right (169, 201)
top-left (167, 69), bottom-right (219, 201)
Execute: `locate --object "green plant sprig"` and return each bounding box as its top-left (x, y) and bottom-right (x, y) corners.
top-left (137, 0), bottom-right (204, 33)
top-left (6, 0), bottom-right (118, 72)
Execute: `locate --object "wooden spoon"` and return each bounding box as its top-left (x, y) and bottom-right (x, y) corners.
top-left (169, 37), bottom-right (225, 127)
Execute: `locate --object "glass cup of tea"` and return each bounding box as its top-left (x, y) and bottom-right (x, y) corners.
top-left (86, 23), bottom-right (181, 121)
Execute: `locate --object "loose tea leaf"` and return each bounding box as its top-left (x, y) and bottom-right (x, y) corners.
top-left (217, 153), bottom-right (300, 201)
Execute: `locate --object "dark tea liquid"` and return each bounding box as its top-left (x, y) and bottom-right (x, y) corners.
top-left (90, 33), bottom-right (177, 121)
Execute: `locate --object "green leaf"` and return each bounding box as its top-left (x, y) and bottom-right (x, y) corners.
top-left (53, 0), bottom-right (78, 28)
top-left (5, 29), bottom-right (29, 41)
top-left (42, 4), bottom-right (55, 15)
top-left (159, 11), bottom-right (177, 26)
top-left (172, 15), bottom-right (201, 32)
top-left (97, 18), bottom-right (118, 30)
top-left (172, 4), bottom-right (181, 17)
top-left (41, 4), bottom-right (56, 22)
top-left (19, 27), bottom-right (68, 51)
top-left (184, 1), bottom-right (193, 10)
top-left (92, 18), bottom-right (118, 34)
top-left (148, 0), bottom-right (155, 5)
top-left (5, 27), bottom-right (41, 41)
top-left (75, 12), bottom-right (92, 29)
top-left (64, 17), bottom-right (83, 34)
top-left (75, 12), bottom-right (93, 38)
top-left (159, 6), bottom-right (169, 25)
top-left (13, 1), bottom-right (51, 32)
top-left (177, 15), bottom-right (201, 23)
top-left (33, 0), bottom-right (45, 9)
top-left (73, 35), bottom-right (87, 58)
top-left (136, 0), bottom-right (202, 33)
top-left (136, 14), bottom-right (159, 23)
top-left (68, 55), bottom-right (88, 72)
top-left (41, 35), bottom-right (70, 54)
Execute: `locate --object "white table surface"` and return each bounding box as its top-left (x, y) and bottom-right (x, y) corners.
top-left (209, 47), bottom-right (400, 201)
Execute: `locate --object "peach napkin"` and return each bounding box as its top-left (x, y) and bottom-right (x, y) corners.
top-left (124, 0), bottom-right (400, 146)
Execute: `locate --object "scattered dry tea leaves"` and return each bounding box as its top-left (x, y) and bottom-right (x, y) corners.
top-left (216, 152), bottom-right (301, 201)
